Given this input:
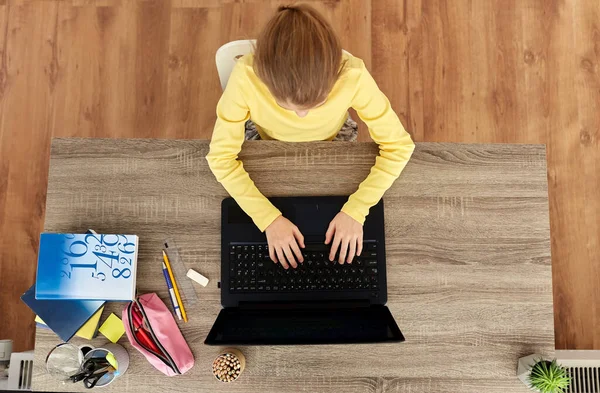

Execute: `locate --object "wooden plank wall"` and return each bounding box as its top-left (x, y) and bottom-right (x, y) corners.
top-left (0, 0), bottom-right (598, 352)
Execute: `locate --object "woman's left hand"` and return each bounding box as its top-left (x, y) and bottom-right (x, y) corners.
top-left (325, 212), bottom-right (363, 264)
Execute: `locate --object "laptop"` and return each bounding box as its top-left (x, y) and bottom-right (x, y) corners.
top-left (205, 196), bottom-right (405, 345)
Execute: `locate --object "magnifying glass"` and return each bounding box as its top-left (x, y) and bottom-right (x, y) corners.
top-left (44, 343), bottom-right (87, 382)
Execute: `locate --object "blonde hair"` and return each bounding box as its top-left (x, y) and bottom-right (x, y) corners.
top-left (253, 4), bottom-right (343, 108)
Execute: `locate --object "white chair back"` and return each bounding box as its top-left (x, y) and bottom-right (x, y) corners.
top-left (215, 39), bottom-right (256, 91)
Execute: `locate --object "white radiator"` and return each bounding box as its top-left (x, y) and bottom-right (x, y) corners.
top-left (557, 350), bottom-right (600, 393)
top-left (6, 351), bottom-right (33, 391)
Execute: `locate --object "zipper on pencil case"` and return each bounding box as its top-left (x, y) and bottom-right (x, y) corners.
top-left (134, 300), bottom-right (182, 375)
top-left (127, 303), bottom-right (169, 362)
top-left (127, 303), bottom-right (180, 374)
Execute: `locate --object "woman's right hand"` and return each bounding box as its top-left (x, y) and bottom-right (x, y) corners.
top-left (265, 215), bottom-right (305, 269)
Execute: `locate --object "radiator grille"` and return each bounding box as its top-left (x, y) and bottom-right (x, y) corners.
top-left (17, 359), bottom-right (33, 390)
top-left (557, 351), bottom-right (600, 393)
top-left (567, 367), bottom-right (600, 393)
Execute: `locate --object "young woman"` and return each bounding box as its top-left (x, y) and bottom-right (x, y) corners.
top-left (207, 5), bottom-right (415, 270)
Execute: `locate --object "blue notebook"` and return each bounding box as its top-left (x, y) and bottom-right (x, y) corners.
top-left (21, 285), bottom-right (105, 342)
top-left (35, 233), bottom-right (138, 301)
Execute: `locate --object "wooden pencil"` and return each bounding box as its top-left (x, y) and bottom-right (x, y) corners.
top-left (162, 250), bottom-right (188, 322)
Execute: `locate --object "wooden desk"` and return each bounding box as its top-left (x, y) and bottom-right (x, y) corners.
top-left (33, 139), bottom-right (553, 393)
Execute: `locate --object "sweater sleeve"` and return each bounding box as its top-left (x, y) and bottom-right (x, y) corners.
top-left (341, 62), bottom-right (416, 224)
top-left (206, 62), bottom-right (282, 232)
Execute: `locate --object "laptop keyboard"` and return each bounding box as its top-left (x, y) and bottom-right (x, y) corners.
top-left (228, 242), bottom-right (379, 293)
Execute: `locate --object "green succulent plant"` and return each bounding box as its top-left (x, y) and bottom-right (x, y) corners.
top-left (528, 359), bottom-right (571, 393)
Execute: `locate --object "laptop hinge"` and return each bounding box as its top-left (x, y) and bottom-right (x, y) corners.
top-left (237, 300), bottom-right (371, 310)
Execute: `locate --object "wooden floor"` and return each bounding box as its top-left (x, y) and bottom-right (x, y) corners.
top-left (0, 0), bottom-right (598, 352)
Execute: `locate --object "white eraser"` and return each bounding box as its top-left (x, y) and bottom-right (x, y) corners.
top-left (187, 268), bottom-right (209, 287)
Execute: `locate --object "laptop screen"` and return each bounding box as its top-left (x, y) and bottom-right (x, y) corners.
top-left (205, 305), bottom-right (404, 345)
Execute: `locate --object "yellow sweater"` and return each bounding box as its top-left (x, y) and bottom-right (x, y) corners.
top-left (206, 53), bottom-right (415, 232)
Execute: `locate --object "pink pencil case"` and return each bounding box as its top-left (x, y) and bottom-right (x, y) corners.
top-left (122, 293), bottom-right (194, 376)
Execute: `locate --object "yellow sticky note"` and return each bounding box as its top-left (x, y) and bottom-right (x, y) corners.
top-left (76, 306), bottom-right (105, 340)
top-left (98, 313), bottom-right (125, 343)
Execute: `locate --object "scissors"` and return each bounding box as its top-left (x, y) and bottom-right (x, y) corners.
top-left (82, 366), bottom-right (113, 389)
top-left (70, 359), bottom-right (114, 389)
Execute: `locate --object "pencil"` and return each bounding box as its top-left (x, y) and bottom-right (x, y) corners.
top-left (162, 261), bottom-right (182, 320)
top-left (162, 250), bottom-right (188, 322)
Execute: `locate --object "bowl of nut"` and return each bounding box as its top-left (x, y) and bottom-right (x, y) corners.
top-left (212, 348), bottom-right (245, 383)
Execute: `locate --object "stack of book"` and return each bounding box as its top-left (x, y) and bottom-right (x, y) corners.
top-left (21, 232), bottom-right (139, 342)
